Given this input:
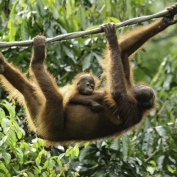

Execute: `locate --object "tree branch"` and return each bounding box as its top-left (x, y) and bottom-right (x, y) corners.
top-left (0, 8), bottom-right (173, 47)
top-left (144, 149), bottom-right (159, 162)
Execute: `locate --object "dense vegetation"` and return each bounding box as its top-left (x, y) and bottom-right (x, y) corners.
top-left (0, 0), bottom-right (177, 176)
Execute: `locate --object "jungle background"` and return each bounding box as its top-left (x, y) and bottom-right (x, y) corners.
top-left (0, 0), bottom-right (177, 176)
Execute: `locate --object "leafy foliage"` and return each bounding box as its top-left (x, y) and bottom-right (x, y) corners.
top-left (0, 101), bottom-right (81, 176)
top-left (0, 0), bottom-right (177, 176)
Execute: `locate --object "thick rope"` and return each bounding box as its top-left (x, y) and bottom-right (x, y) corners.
top-left (0, 9), bottom-right (172, 47)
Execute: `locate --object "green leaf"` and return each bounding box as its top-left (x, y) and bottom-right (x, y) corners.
top-left (146, 166), bottom-right (156, 175)
top-left (43, 160), bottom-right (49, 169)
top-left (7, 0), bottom-right (18, 41)
top-left (71, 18), bottom-right (78, 32)
top-left (0, 108), bottom-right (5, 120)
top-left (65, 146), bottom-right (73, 156)
top-left (105, 1), bottom-right (111, 12)
top-left (3, 153), bottom-right (11, 164)
top-left (1, 118), bottom-right (11, 129)
top-left (155, 126), bottom-right (166, 137)
top-left (37, 0), bottom-right (46, 16)
top-left (27, 172), bottom-right (35, 177)
top-left (157, 155), bottom-right (165, 169)
top-left (163, 74), bottom-right (172, 89)
top-left (110, 139), bottom-right (120, 150)
top-left (66, 0), bottom-right (75, 19)
top-left (167, 165), bottom-right (176, 173)
top-left (35, 156), bottom-right (41, 167)
top-left (15, 148), bottom-right (24, 162)
top-left (49, 159), bottom-right (56, 168)
top-left (0, 161), bottom-right (10, 177)
top-left (2, 101), bottom-right (15, 117)
top-left (63, 45), bottom-right (76, 62)
top-left (52, 6), bottom-right (59, 19)
top-left (17, 130), bottom-right (23, 139)
top-left (0, 136), bottom-right (8, 146)
top-left (122, 135), bottom-right (129, 158)
top-left (93, 53), bottom-right (102, 62)
top-left (79, 146), bottom-right (95, 161)
top-left (80, 7), bottom-right (86, 30)
top-left (86, 25), bottom-right (100, 31)
top-left (58, 153), bottom-right (65, 160)
top-left (82, 53), bottom-right (93, 71)
top-left (73, 145), bottom-right (79, 157)
top-left (142, 128), bottom-right (153, 155)
top-left (21, 22), bottom-right (29, 40)
top-left (106, 17), bottom-right (120, 23)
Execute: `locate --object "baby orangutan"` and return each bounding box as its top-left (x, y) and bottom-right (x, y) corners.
top-left (68, 73), bottom-right (103, 112)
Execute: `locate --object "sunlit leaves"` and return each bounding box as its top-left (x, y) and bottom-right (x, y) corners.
top-left (7, 1), bottom-right (18, 41)
top-left (0, 99), bottom-right (81, 176)
top-left (0, 0), bottom-right (177, 176)
top-left (0, 108), bottom-right (5, 119)
top-left (0, 161), bottom-right (11, 177)
top-left (0, 103), bottom-right (81, 176)
top-left (66, 0), bottom-right (75, 19)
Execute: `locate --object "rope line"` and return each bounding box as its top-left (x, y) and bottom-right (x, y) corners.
top-left (0, 9), bottom-right (171, 47)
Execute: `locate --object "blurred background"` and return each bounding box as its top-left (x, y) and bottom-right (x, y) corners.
top-left (0, 0), bottom-right (177, 176)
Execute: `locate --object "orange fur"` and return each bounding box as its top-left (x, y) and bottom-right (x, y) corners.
top-left (0, 4), bottom-right (177, 150)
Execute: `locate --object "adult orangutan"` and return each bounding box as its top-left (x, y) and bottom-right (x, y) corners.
top-left (0, 4), bottom-right (177, 147)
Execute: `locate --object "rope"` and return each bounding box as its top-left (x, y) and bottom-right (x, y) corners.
top-left (0, 9), bottom-right (171, 47)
